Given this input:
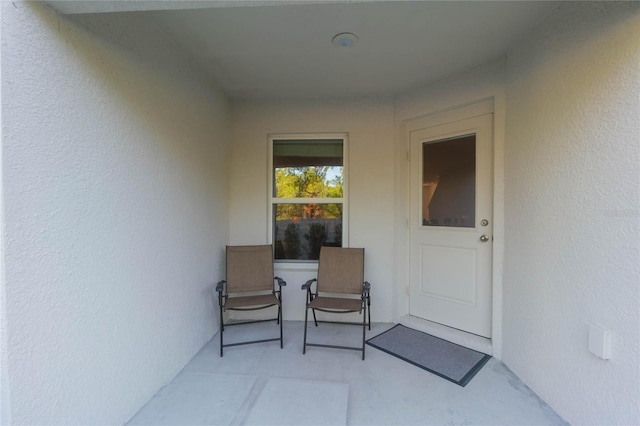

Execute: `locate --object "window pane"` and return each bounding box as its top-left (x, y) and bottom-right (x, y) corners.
top-left (273, 203), bottom-right (342, 261)
top-left (273, 140), bottom-right (343, 198)
top-left (422, 134), bottom-right (476, 228)
top-left (274, 166), bottom-right (343, 198)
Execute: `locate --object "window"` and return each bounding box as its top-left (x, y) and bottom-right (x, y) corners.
top-left (269, 135), bottom-right (347, 262)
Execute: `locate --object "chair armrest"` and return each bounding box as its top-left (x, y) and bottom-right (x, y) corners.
top-left (216, 280), bottom-right (225, 293)
top-left (275, 277), bottom-right (287, 287)
top-left (301, 279), bottom-right (317, 290)
top-left (363, 281), bottom-right (371, 293)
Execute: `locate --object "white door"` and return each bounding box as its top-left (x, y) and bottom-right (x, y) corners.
top-left (409, 114), bottom-right (493, 337)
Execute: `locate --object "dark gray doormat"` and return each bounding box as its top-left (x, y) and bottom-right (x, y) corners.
top-left (366, 324), bottom-right (491, 387)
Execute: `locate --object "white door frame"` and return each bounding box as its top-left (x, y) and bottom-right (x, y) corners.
top-left (396, 97), bottom-right (505, 359)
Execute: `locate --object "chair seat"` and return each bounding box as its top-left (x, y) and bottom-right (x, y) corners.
top-left (309, 296), bottom-right (362, 312)
top-left (226, 294), bottom-right (279, 309)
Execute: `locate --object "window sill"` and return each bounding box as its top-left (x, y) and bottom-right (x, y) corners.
top-left (274, 262), bottom-right (319, 272)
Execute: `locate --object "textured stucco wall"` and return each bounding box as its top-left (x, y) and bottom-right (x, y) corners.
top-left (504, 2), bottom-right (640, 424)
top-left (0, 3), bottom-right (9, 424)
top-left (229, 98), bottom-right (395, 322)
top-left (2, 2), bottom-right (230, 424)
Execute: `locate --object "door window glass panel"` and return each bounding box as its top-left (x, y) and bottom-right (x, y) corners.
top-left (422, 135), bottom-right (476, 228)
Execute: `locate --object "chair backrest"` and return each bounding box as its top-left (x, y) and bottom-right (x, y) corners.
top-left (316, 247), bottom-right (364, 295)
top-left (226, 245), bottom-right (274, 293)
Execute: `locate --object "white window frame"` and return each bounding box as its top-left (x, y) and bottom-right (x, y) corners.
top-left (268, 133), bottom-right (349, 265)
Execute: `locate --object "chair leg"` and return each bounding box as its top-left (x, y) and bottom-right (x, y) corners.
top-left (312, 308), bottom-right (318, 327)
top-left (279, 303), bottom-right (283, 349)
top-left (361, 300), bottom-right (367, 361)
top-left (219, 305), bottom-right (224, 358)
top-left (368, 294), bottom-right (371, 331)
top-left (303, 305), bottom-right (309, 354)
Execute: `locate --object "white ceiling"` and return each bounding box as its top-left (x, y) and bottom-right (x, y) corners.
top-left (47, 1), bottom-right (558, 100)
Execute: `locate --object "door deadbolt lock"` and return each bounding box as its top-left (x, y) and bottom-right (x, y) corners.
top-left (481, 219), bottom-right (489, 227)
top-left (480, 234), bottom-right (490, 242)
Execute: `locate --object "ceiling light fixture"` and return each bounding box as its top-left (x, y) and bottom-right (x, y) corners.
top-left (332, 32), bottom-right (358, 48)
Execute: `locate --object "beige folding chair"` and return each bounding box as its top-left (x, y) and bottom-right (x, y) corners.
top-left (216, 245), bottom-right (286, 357)
top-left (302, 247), bottom-right (371, 360)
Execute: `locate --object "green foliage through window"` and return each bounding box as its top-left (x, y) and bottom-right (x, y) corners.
top-left (275, 166), bottom-right (343, 199)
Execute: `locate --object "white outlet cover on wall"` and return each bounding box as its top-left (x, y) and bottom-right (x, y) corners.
top-left (588, 325), bottom-right (611, 360)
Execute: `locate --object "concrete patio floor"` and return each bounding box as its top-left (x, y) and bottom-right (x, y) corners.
top-left (127, 321), bottom-right (567, 425)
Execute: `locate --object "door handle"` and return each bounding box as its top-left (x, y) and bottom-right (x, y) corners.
top-left (480, 235), bottom-right (490, 242)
